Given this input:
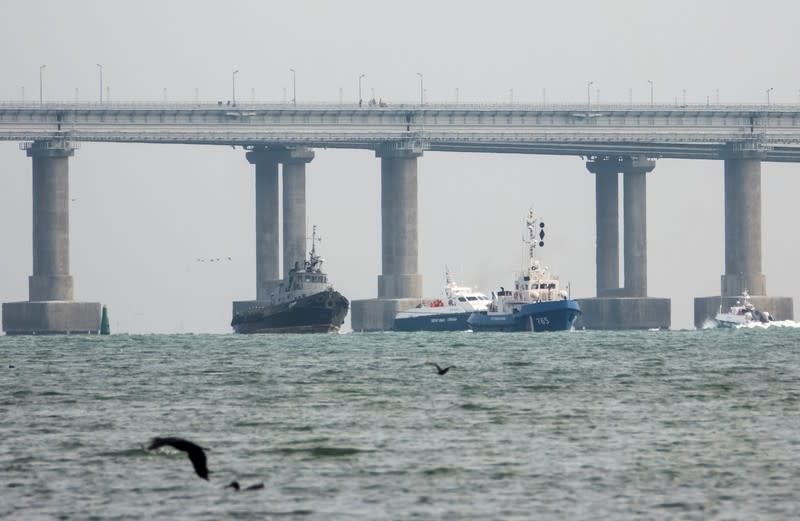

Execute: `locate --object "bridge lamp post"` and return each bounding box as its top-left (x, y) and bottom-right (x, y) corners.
top-left (96, 64), bottom-right (103, 104)
top-left (232, 69), bottom-right (239, 105)
top-left (766, 87), bottom-right (773, 106)
top-left (358, 73), bottom-right (365, 105)
top-left (587, 81), bottom-right (593, 109)
top-left (417, 72), bottom-right (424, 105)
top-left (39, 64), bottom-right (46, 105)
top-left (648, 80), bottom-right (653, 107)
top-left (290, 68), bottom-right (296, 106)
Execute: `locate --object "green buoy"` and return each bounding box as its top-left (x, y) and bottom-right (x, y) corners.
top-left (100, 305), bottom-right (111, 335)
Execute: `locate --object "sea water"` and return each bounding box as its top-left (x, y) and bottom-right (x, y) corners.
top-left (1, 325), bottom-right (799, 520)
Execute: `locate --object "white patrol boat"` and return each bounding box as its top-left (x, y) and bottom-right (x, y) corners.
top-left (393, 267), bottom-right (491, 331)
top-left (714, 290), bottom-right (773, 328)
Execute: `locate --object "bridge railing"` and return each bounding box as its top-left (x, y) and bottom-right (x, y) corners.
top-left (1, 99), bottom-right (800, 112)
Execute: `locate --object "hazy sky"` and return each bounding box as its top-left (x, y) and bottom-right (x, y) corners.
top-left (1, 0), bottom-right (799, 332)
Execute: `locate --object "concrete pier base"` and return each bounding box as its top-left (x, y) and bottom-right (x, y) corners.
top-left (575, 297), bottom-right (671, 330)
top-left (694, 296), bottom-right (794, 328)
top-left (3, 301), bottom-right (101, 335)
top-left (350, 298), bottom-right (421, 332)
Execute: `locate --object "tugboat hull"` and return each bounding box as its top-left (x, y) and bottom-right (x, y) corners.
top-left (231, 290), bottom-right (349, 334)
top-left (468, 300), bottom-right (581, 332)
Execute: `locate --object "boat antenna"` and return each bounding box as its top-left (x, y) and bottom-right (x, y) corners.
top-left (309, 225), bottom-right (322, 257)
top-left (306, 225), bottom-right (324, 271)
top-left (524, 208), bottom-right (545, 266)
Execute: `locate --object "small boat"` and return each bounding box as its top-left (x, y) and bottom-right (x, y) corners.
top-left (467, 208), bottom-right (581, 332)
top-left (231, 226), bottom-right (349, 334)
top-left (714, 290), bottom-right (773, 328)
top-left (393, 267), bottom-right (491, 331)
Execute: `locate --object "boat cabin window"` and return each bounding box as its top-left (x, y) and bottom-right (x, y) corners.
top-left (466, 296), bottom-right (477, 301)
top-left (548, 283), bottom-right (556, 289)
top-left (458, 297), bottom-right (466, 302)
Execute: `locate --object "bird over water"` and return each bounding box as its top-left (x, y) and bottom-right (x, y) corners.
top-left (427, 362), bottom-right (455, 375)
top-left (148, 436), bottom-right (209, 480)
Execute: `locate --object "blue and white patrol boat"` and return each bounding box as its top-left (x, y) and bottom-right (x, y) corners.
top-left (467, 209), bottom-right (581, 332)
top-left (393, 268), bottom-right (491, 331)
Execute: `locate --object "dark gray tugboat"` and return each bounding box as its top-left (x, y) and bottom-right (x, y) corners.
top-left (231, 227), bottom-right (349, 334)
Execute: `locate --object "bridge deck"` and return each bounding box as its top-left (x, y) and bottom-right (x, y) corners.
top-left (2, 103), bottom-right (800, 160)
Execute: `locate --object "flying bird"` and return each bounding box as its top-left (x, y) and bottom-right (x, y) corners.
top-left (226, 481), bottom-right (265, 491)
top-left (426, 362), bottom-right (455, 375)
top-left (148, 436), bottom-right (210, 480)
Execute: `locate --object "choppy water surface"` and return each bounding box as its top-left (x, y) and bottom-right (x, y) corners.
top-left (2, 327), bottom-right (800, 520)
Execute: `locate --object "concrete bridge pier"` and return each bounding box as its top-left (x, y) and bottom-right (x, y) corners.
top-left (351, 144), bottom-right (424, 331)
top-left (2, 140), bottom-right (101, 334)
top-left (250, 148), bottom-right (281, 300)
top-left (588, 159), bottom-right (620, 297)
top-left (282, 147), bottom-right (314, 278)
top-left (623, 159), bottom-right (650, 297)
top-left (233, 147), bottom-right (282, 319)
top-left (694, 154), bottom-right (793, 326)
top-left (576, 156), bottom-right (670, 329)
